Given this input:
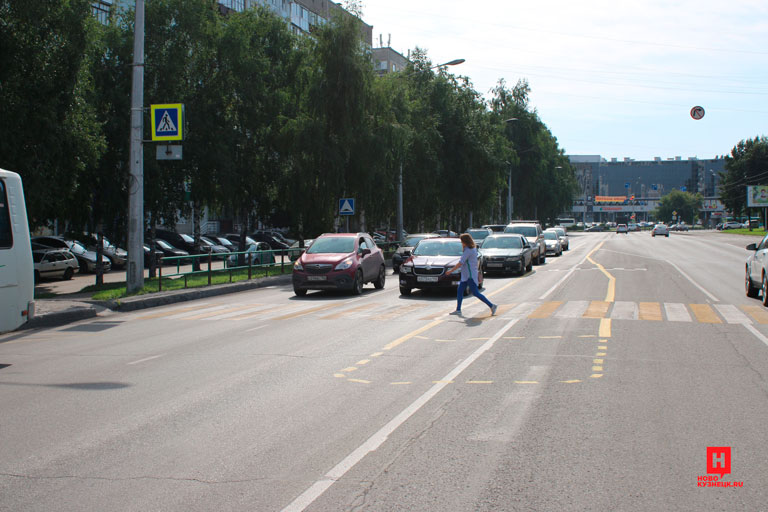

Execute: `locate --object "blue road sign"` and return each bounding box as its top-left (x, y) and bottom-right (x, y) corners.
top-left (652, 184), bottom-right (658, 191)
top-left (625, 182), bottom-right (630, 188)
top-left (339, 198), bottom-right (355, 216)
top-left (151, 104), bottom-right (183, 141)
top-left (681, 186), bottom-right (687, 192)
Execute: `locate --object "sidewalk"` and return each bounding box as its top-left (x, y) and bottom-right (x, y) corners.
top-left (24, 274), bottom-right (293, 331)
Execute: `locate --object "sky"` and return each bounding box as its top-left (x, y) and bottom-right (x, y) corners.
top-left (360, 0), bottom-right (768, 161)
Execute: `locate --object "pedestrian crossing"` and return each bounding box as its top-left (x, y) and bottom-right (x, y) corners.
top-left (133, 299), bottom-right (768, 326)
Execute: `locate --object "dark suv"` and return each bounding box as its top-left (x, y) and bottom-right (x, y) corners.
top-left (292, 233), bottom-right (386, 296)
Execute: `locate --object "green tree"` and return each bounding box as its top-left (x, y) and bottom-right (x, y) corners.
top-left (653, 189), bottom-right (702, 224)
top-left (721, 136), bottom-right (768, 217)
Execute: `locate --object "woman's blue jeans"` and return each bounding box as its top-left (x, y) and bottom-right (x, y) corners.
top-left (456, 278), bottom-right (493, 311)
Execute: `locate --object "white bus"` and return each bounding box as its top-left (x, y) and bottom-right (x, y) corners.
top-left (556, 217), bottom-right (576, 228)
top-left (0, 169), bottom-right (34, 333)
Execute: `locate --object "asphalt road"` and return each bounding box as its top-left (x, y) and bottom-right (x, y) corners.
top-left (2, 230), bottom-right (767, 511)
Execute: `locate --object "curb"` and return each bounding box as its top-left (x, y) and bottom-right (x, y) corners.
top-left (22, 274), bottom-right (294, 331)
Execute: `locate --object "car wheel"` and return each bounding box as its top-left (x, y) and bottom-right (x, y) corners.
top-left (294, 287), bottom-right (307, 297)
top-left (352, 270), bottom-right (363, 295)
top-left (374, 265), bottom-right (386, 289)
top-left (746, 268), bottom-right (760, 298)
top-left (526, 257), bottom-right (533, 272)
top-left (540, 252), bottom-right (546, 264)
top-left (63, 267), bottom-right (74, 280)
top-left (399, 286), bottom-right (412, 296)
top-left (763, 274), bottom-right (768, 307)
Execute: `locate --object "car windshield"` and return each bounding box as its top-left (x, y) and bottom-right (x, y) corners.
top-left (306, 237), bottom-right (355, 254)
top-left (404, 235), bottom-right (429, 247)
top-left (157, 239), bottom-right (174, 250)
top-left (554, 229), bottom-right (565, 236)
top-left (413, 240), bottom-right (463, 256)
top-left (68, 241), bottom-right (87, 255)
top-left (180, 234), bottom-right (194, 243)
top-left (482, 236), bottom-right (523, 249)
top-left (467, 230), bottom-right (490, 240)
top-left (217, 238), bottom-right (233, 247)
top-left (543, 231), bottom-right (558, 240)
top-left (505, 225), bottom-right (537, 237)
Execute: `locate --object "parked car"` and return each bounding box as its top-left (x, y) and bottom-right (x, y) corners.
top-left (718, 221), bottom-right (743, 230)
top-left (628, 223), bottom-right (639, 232)
top-left (83, 234), bottom-right (127, 269)
top-left (616, 224), bottom-right (629, 234)
top-left (585, 224), bottom-right (603, 232)
top-left (504, 221), bottom-right (546, 265)
top-left (431, 230), bottom-right (459, 238)
top-left (200, 236), bottom-right (232, 259)
top-left (552, 227), bottom-right (569, 250)
top-left (288, 239), bottom-right (315, 261)
top-left (209, 236), bottom-right (237, 253)
top-left (398, 237), bottom-right (484, 295)
top-left (32, 236), bottom-right (111, 273)
top-left (670, 223), bottom-right (689, 232)
top-left (391, 233), bottom-right (439, 273)
top-left (251, 231), bottom-right (290, 253)
top-left (228, 242), bottom-right (274, 266)
top-left (466, 228), bottom-right (493, 244)
top-left (223, 233), bottom-right (259, 250)
top-left (154, 229), bottom-right (198, 254)
top-left (33, 249), bottom-right (79, 282)
top-left (153, 239), bottom-right (190, 264)
top-left (543, 229), bottom-right (563, 256)
top-left (745, 235), bottom-right (768, 304)
top-left (479, 234), bottom-right (533, 276)
top-left (652, 224), bottom-right (670, 237)
top-left (292, 233), bottom-right (386, 296)
top-left (143, 244), bottom-right (164, 268)
top-left (255, 229), bottom-right (295, 246)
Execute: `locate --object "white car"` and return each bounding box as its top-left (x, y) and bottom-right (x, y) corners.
top-left (652, 224), bottom-right (669, 237)
top-left (616, 224), bottom-right (628, 234)
top-left (33, 249), bottom-right (79, 282)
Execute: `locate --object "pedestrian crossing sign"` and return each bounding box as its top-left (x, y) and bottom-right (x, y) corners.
top-left (150, 104), bottom-right (184, 141)
top-left (339, 198), bottom-right (355, 216)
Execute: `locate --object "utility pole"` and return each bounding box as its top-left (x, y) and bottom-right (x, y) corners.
top-left (396, 161), bottom-right (404, 243)
top-left (127, 0), bottom-right (145, 293)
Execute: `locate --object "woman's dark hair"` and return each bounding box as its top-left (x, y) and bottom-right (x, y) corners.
top-left (459, 233), bottom-right (476, 248)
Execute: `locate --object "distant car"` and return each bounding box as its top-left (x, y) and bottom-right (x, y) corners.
top-left (479, 234), bottom-right (533, 275)
top-left (670, 223), bottom-right (689, 232)
top-left (466, 228), bottom-right (493, 244)
top-left (431, 229), bottom-right (459, 238)
top-left (33, 249), bottom-right (79, 282)
top-left (745, 235), bottom-right (768, 303)
top-left (153, 239), bottom-right (190, 264)
top-left (585, 224), bottom-right (603, 232)
top-left (391, 233), bottom-right (439, 273)
top-left (481, 224), bottom-right (507, 233)
top-left (200, 236), bottom-right (232, 259)
top-left (398, 237), bottom-right (483, 295)
top-left (228, 242), bottom-right (274, 266)
top-left (292, 233), bottom-right (386, 296)
top-left (616, 224), bottom-right (628, 234)
top-left (143, 244), bottom-right (164, 268)
top-left (84, 234), bottom-right (127, 269)
top-left (628, 223), bottom-right (639, 232)
top-left (32, 236), bottom-right (111, 273)
top-left (652, 224), bottom-right (670, 237)
top-left (223, 233), bottom-right (259, 250)
top-left (543, 229), bottom-right (563, 256)
top-left (288, 239), bottom-right (315, 261)
top-left (552, 227), bottom-right (569, 250)
top-left (719, 221), bottom-right (743, 230)
top-left (154, 229), bottom-right (197, 253)
top-left (504, 221), bottom-right (546, 265)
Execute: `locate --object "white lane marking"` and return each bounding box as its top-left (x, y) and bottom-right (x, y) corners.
top-left (280, 317), bottom-right (522, 512)
top-left (508, 302), bottom-right (541, 317)
top-left (539, 235), bottom-right (606, 300)
top-left (554, 300), bottom-right (589, 318)
top-left (664, 303), bottom-right (692, 322)
top-left (203, 306), bottom-right (270, 321)
top-left (127, 354), bottom-right (164, 365)
top-left (245, 324), bottom-right (268, 332)
top-left (743, 323), bottom-right (768, 349)
top-left (715, 304), bottom-right (752, 325)
top-left (665, 260), bottom-right (719, 303)
top-left (611, 301), bottom-right (638, 320)
top-left (166, 305), bottom-right (229, 319)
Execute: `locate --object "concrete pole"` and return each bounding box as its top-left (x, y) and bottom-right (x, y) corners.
top-left (396, 161), bottom-right (404, 242)
top-left (127, 0), bottom-right (145, 293)
top-left (506, 167), bottom-right (512, 222)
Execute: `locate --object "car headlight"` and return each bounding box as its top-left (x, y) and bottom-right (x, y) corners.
top-left (335, 258), bottom-right (354, 270)
top-left (506, 256), bottom-right (521, 262)
top-left (294, 260), bottom-right (303, 271)
top-left (400, 265), bottom-right (413, 274)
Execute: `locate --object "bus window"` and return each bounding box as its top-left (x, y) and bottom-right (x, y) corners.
top-left (0, 180), bottom-right (12, 248)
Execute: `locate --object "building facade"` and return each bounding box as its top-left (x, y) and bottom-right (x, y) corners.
top-left (372, 47), bottom-right (409, 75)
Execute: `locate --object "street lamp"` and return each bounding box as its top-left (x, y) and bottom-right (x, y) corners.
top-left (396, 58), bottom-right (465, 244)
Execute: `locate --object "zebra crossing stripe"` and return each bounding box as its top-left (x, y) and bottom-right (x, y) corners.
top-left (638, 302), bottom-right (662, 321)
top-left (664, 303), bottom-right (692, 322)
top-left (528, 301), bottom-right (563, 319)
top-left (714, 304), bottom-right (751, 324)
top-left (583, 301), bottom-right (610, 318)
top-left (741, 305), bottom-right (768, 324)
top-left (554, 300), bottom-right (589, 318)
top-left (689, 304), bottom-right (722, 324)
top-left (610, 301), bottom-right (638, 320)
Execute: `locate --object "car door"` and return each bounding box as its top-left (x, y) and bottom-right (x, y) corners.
top-left (357, 237), bottom-right (372, 280)
top-left (40, 252), bottom-right (60, 278)
top-left (752, 234), bottom-right (768, 283)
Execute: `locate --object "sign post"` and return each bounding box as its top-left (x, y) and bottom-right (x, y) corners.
top-left (339, 198), bottom-right (355, 232)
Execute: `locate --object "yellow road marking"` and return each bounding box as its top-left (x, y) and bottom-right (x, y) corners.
top-left (138, 304), bottom-right (212, 320)
top-left (321, 303), bottom-right (377, 319)
top-left (485, 277), bottom-right (527, 299)
top-left (590, 374), bottom-right (603, 379)
top-left (599, 319), bottom-right (612, 338)
top-left (355, 359), bottom-right (370, 366)
top-left (183, 304), bottom-right (260, 320)
top-left (383, 319), bottom-right (443, 351)
top-left (592, 366), bottom-right (603, 372)
top-left (529, 301), bottom-right (563, 319)
top-left (599, 339), bottom-right (608, 342)
top-left (348, 379), bottom-right (370, 384)
top-left (333, 373), bottom-right (345, 378)
top-left (414, 335), bottom-right (430, 340)
top-left (638, 302), bottom-right (662, 321)
top-left (436, 339), bottom-right (455, 342)
top-left (561, 380), bottom-right (582, 384)
top-left (467, 380), bottom-right (493, 384)
top-left (598, 345), bottom-right (607, 350)
top-left (596, 352), bottom-right (606, 356)
top-left (583, 301), bottom-right (610, 318)
top-left (539, 335), bottom-right (562, 339)
top-left (578, 335), bottom-right (596, 338)
top-left (390, 382), bottom-right (411, 385)
top-left (370, 352), bottom-right (383, 357)
top-left (379, 303), bottom-right (427, 320)
top-left (272, 303), bottom-right (341, 321)
top-left (593, 359), bottom-right (604, 364)
top-left (229, 305), bottom-right (285, 320)
top-left (515, 381), bottom-right (539, 384)
top-left (741, 305), bottom-right (768, 324)
top-left (341, 367), bottom-right (357, 373)
top-left (690, 304), bottom-right (722, 324)
top-left (585, 242), bottom-right (615, 302)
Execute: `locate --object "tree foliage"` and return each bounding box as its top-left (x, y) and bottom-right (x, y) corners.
top-left (653, 189), bottom-right (702, 224)
top-left (721, 137), bottom-right (768, 217)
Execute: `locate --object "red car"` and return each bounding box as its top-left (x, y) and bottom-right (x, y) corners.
top-left (292, 233), bottom-right (386, 296)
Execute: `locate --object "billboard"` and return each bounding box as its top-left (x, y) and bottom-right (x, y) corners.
top-left (747, 186), bottom-right (768, 207)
